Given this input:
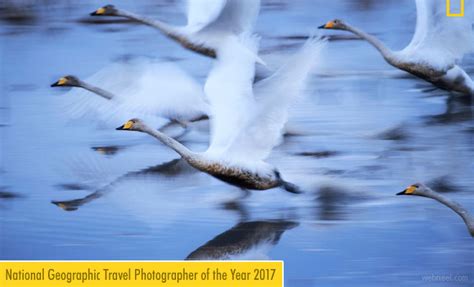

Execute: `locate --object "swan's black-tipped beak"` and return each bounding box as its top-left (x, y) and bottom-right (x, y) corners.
top-left (51, 77), bottom-right (67, 87)
top-left (318, 24), bottom-right (326, 29)
top-left (396, 189), bottom-right (407, 195)
top-left (51, 201), bottom-right (77, 211)
top-left (116, 125), bottom-right (125, 130)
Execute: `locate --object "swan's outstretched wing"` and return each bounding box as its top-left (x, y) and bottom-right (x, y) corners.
top-left (400, 0), bottom-right (474, 70)
top-left (226, 37), bottom-right (327, 161)
top-left (60, 58), bottom-right (208, 125)
top-left (186, 0), bottom-right (227, 32)
top-left (186, 0), bottom-right (260, 35)
top-left (204, 35), bottom-right (259, 156)
top-left (114, 61), bottom-right (209, 121)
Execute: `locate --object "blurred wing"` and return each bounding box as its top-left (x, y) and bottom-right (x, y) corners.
top-left (401, 0), bottom-right (474, 70)
top-left (204, 35), bottom-right (259, 157)
top-left (60, 59), bottom-right (208, 126)
top-left (115, 61), bottom-right (209, 121)
top-left (227, 37), bottom-right (327, 161)
top-left (186, 0), bottom-right (227, 32)
top-left (186, 0), bottom-right (260, 35)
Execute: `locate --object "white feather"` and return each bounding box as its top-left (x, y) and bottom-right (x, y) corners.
top-left (60, 58), bottom-right (209, 126)
top-left (204, 35), bottom-right (326, 163)
top-left (398, 0), bottom-right (474, 70)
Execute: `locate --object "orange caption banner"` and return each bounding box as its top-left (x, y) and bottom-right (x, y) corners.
top-left (0, 261), bottom-right (283, 287)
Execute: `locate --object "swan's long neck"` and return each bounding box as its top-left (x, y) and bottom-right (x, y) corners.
top-left (77, 80), bottom-right (114, 100)
top-left (426, 190), bottom-right (474, 237)
top-left (116, 9), bottom-right (216, 58)
top-left (117, 9), bottom-right (179, 37)
top-left (344, 24), bottom-right (395, 63)
top-left (142, 126), bottom-right (198, 162)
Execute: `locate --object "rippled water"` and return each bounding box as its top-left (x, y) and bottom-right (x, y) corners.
top-left (1, 1), bottom-right (473, 286)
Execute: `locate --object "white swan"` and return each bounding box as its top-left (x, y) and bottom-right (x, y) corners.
top-left (319, 0), bottom-right (474, 96)
top-left (397, 183), bottom-right (474, 237)
top-left (116, 35), bottom-right (326, 191)
top-left (90, 0), bottom-right (263, 63)
top-left (51, 59), bottom-right (210, 128)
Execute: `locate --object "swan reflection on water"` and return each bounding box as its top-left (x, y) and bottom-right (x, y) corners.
top-left (186, 220), bottom-right (298, 260)
top-left (51, 158), bottom-right (194, 212)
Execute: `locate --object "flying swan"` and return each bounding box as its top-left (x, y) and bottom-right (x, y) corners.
top-left (51, 60), bottom-right (209, 129)
top-left (397, 183), bottom-right (474, 237)
top-left (90, 0), bottom-right (263, 63)
top-left (117, 35), bottom-right (326, 192)
top-left (319, 0), bottom-right (474, 96)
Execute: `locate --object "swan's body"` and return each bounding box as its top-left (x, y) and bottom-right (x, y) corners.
top-left (319, 0), bottom-right (474, 96)
top-left (398, 183), bottom-right (474, 237)
top-left (90, 0), bottom-right (261, 61)
top-left (117, 36), bottom-right (326, 191)
top-left (51, 60), bottom-right (209, 126)
top-left (186, 220), bottom-right (297, 260)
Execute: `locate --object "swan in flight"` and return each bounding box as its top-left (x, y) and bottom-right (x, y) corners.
top-left (319, 0), bottom-right (474, 96)
top-left (90, 0), bottom-right (262, 62)
top-left (51, 60), bottom-right (209, 129)
top-left (117, 35), bottom-right (326, 192)
top-left (397, 183), bottom-right (474, 237)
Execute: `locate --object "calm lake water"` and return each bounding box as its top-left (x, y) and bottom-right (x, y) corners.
top-left (1, 0), bottom-right (473, 286)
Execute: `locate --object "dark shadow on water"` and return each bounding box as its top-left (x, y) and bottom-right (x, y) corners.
top-left (0, 187), bottom-right (23, 200)
top-left (314, 185), bottom-right (368, 221)
top-left (295, 150), bottom-right (339, 158)
top-left (91, 145), bottom-right (126, 156)
top-left (55, 183), bottom-right (91, 191)
top-left (425, 95), bottom-right (473, 125)
top-left (427, 176), bottom-right (462, 193)
top-left (186, 220), bottom-right (298, 260)
top-left (374, 125), bottom-right (410, 141)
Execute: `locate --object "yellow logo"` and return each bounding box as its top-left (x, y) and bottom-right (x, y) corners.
top-left (446, 0), bottom-right (464, 17)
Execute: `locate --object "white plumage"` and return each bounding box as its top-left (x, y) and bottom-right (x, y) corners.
top-left (397, 0), bottom-right (474, 71)
top-left (204, 35), bottom-right (326, 164)
top-left (58, 58), bottom-right (209, 126)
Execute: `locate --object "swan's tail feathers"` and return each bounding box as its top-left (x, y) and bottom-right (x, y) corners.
top-left (282, 181), bottom-right (303, 194)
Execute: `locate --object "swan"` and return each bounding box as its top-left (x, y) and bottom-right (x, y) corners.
top-left (319, 0), bottom-right (474, 96)
top-left (116, 35), bottom-right (326, 191)
top-left (397, 183), bottom-right (474, 237)
top-left (50, 60), bottom-right (210, 128)
top-left (90, 0), bottom-right (263, 63)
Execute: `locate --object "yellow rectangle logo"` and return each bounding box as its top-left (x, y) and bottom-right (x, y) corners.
top-left (446, 0), bottom-right (464, 17)
top-left (0, 261), bottom-right (283, 287)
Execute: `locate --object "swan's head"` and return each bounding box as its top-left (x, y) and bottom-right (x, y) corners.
top-left (397, 183), bottom-right (430, 196)
top-left (318, 19), bottom-right (347, 30)
top-left (90, 5), bottom-right (118, 16)
top-left (51, 201), bottom-right (78, 212)
top-left (51, 75), bottom-right (81, 87)
top-left (116, 118), bottom-right (146, 132)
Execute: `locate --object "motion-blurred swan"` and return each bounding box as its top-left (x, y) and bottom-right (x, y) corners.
top-left (397, 183), bottom-right (474, 237)
top-left (51, 60), bottom-right (209, 129)
top-left (319, 0), bottom-right (474, 96)
top-left (117, 35), bottom-right (326, 192)
top-left (90, 0), bottom-right (262, 62)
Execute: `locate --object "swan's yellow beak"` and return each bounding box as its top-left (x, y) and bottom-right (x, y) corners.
top-left (318, 21), bottom-right (334, 29)
top-left (396, 185), bottom-right (416, 195)
top-left (116, 120), bottom-right (133, 130)
top-left (92, 7), bottom-right (106, 15)
top-left (51, 77), bottom-right (68, 87)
